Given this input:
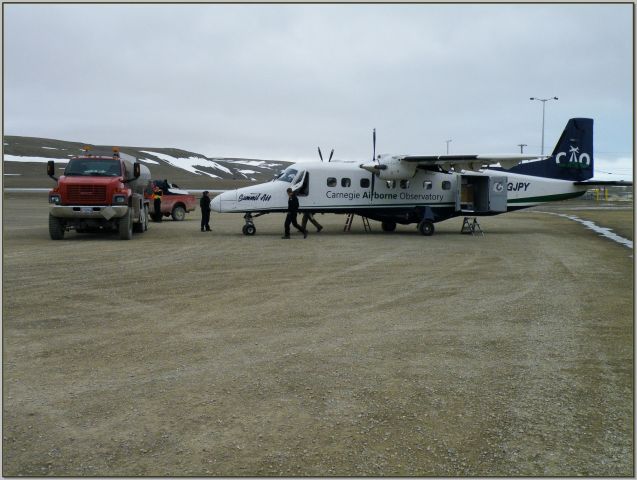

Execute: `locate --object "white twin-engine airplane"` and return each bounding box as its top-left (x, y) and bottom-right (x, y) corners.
top-left (211, 118), bottom-right (626, 236)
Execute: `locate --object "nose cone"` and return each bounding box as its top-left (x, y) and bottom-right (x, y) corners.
top-left (210, 193), bottom-right (222, 212)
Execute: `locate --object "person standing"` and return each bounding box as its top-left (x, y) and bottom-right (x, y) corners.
top-left (152, 183), bottom-right (163, 222)
top-left (301, 212), bottom-right (323, 232)
top-left (283, 188), bottom-right (307, 239)
top-left (200, 190), bottom-right (212, 232)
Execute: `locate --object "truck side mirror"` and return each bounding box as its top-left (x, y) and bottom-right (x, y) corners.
top-left (133, 162), bottom-right (141, 179)
top-left (47, 160), bottom-right (58, 181)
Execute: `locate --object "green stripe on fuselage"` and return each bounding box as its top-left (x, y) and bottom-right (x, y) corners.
top-left (508, 191), bottom-right (585, 204)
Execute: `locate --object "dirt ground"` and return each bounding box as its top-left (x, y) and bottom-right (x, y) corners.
top-left (2, 192), bottom-right (633, 476)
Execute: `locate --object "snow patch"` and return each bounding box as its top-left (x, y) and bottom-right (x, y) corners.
top-left (41, 146), bottom-right (58, 150)
top-left (140, 150), bottom-right (233, 178)
top-left (542, 212), bottom-right (633, 249)
top-left (225, 160), bottom-right (280, 168)
top-left (138, 158), bottom-right (160, 165)
top-left (4, 154), bottom-right (69, 164)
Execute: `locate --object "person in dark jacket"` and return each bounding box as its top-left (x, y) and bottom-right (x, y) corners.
top-left (152, 184), bottom-right (163, 222)
top-left (283, 188), bottom-right (307, 239)
top-left (301, 212), bottom-right (323, 232)
top-left (200, 191), bottom-right (212, 232)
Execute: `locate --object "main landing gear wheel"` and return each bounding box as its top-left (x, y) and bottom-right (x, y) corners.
top-left (242, 224), bottom-right (256, 236)
top-left (418, 220), bottom-right (435, 236)
top-left (381, 221), bottom-right (397, 232)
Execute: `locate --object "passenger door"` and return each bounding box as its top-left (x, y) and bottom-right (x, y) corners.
top-left (489, 176), bottom-right (508, 212)
top-left (292, 170), bottom-right (309, 196)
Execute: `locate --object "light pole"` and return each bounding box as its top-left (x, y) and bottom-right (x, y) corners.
top-left (445, 139), bottom-right (452, 155)
top-left (517, 143), bottom-right (527, 153)
top-left (530, 96), bottom-right (558, 155)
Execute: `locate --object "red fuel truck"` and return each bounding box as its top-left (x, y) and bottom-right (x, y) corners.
top-left (47, 147), bottom-right (151, 240)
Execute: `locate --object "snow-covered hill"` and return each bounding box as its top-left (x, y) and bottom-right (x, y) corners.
top-left (3, 135), bottom-right (291, 188)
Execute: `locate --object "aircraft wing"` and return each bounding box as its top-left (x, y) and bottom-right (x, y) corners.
top-left (398, 154), bottom-right (542, 171)
top-left (574, 180), bottom-right (633, 186)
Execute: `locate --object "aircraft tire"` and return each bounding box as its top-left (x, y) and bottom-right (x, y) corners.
top-left (381, 221), bottom-right (397, 232)
top-left (243, 224), bottom-right (256, 236)
top-left (49, 214), bottom-right (65, 240)
top-left (418, 220), bottom-right (434, 236)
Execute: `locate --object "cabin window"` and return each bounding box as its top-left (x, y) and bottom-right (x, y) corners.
top-left (423, 181), bottom-right (432, 190)
top-left (386, 180), bottom-right (396, 189)
top-left (400, 180), bottom-right (410, 189)
top-left (442, 181), bottom-right (451, 190)
top-left (341, 178), bottom-right (351, 187)
top-left (327, 177), bottom-right (337, 187)
top-left (360, 178), bottom-right (370, 188)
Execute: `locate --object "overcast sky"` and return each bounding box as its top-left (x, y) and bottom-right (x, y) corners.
top-left (4, 3), bottom-right (633, 175)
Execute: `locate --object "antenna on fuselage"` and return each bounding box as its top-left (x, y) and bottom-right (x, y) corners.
top-left (328, 149), bottom-right (334, 162)
top-left (317, 147), bottom-right (324, 162)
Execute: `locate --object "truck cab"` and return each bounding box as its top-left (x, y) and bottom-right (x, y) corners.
top-left (47, 147), bottom-right (151, 240)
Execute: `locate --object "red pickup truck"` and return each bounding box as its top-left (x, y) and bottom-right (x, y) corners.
top-left (145, 179), bottom-right (197, 221)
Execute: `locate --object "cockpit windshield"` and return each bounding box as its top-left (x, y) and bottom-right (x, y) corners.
top-left (275, 168), bottom-right (298, 183)
top-left (64, 159), bottom-right (122, 177)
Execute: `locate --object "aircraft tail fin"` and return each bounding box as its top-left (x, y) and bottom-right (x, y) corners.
top-left (507, 118), bottom-right (594, 181)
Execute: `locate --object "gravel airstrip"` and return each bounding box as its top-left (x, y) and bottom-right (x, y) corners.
top-left (2, 192), bottom-right (633, 476)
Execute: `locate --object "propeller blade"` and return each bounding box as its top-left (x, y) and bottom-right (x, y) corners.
top-left (317, 147), bottom-right (323, 162)
top-left (370, 172), bottom-right (375, 200)
top-left (328, 149), bottom-right (334, 162)
top-left (373, 128), bottom-right (376, 163)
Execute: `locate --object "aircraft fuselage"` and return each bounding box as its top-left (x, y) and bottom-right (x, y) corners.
top-left (210, 161), bottom-right (587, 227)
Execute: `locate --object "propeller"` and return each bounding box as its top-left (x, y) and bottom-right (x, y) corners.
top-left (373, 128), bottom-right (376, 163)
top-left (318, 146), bottom-right (335, 162)
top-left (370, 128), bottom-right (377, 200)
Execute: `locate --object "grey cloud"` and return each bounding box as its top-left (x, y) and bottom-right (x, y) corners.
top-left (4, 3), bottom-right (632, 169)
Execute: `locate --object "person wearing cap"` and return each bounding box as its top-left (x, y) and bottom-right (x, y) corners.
top-left (282, 188), bottom-right (307, 239)
top-left (200, 190), bottom-right (212, 232)
top-left (152, 183), bottom-right (163, 222)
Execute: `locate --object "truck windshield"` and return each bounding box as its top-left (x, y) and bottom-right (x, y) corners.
top-left (64, 159), bottom-right (122, 177)
top-left (275, 168), bottom-right (298, 183)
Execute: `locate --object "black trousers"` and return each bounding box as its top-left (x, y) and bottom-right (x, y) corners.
top-left (284, 212), bottom-right (304, 235)
top-left (201, 210), bottom-right (211, 230)
top-left (153, 198), bottom-right (162, 221)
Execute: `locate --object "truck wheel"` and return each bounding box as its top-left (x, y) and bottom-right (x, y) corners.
top-left (119, 210), bottom-right (133, 240)
top-left (143, 205), bottom-right (149, 231)
top-left (418, 220), bottom-right (435, 236)
top-left (381, 221), bottom-right (396, 232)
top-left (172, 205), bottom-right (186, 221)
top-left (133, 205), bottom-right (149, 233)
top-left (49, 214), bottom-right (65, 240)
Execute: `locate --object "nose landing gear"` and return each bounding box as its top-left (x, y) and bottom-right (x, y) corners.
top-left (242, 213), bottom-right (258, 235)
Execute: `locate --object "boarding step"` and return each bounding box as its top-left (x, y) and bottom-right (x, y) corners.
top-left (460, 217), bottom-right (484, 236)
top-left (344, 213), bottom-right (371, 232)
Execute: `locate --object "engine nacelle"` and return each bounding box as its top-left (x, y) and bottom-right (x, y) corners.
top-left (359, 155), bottom-right (417, 180)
